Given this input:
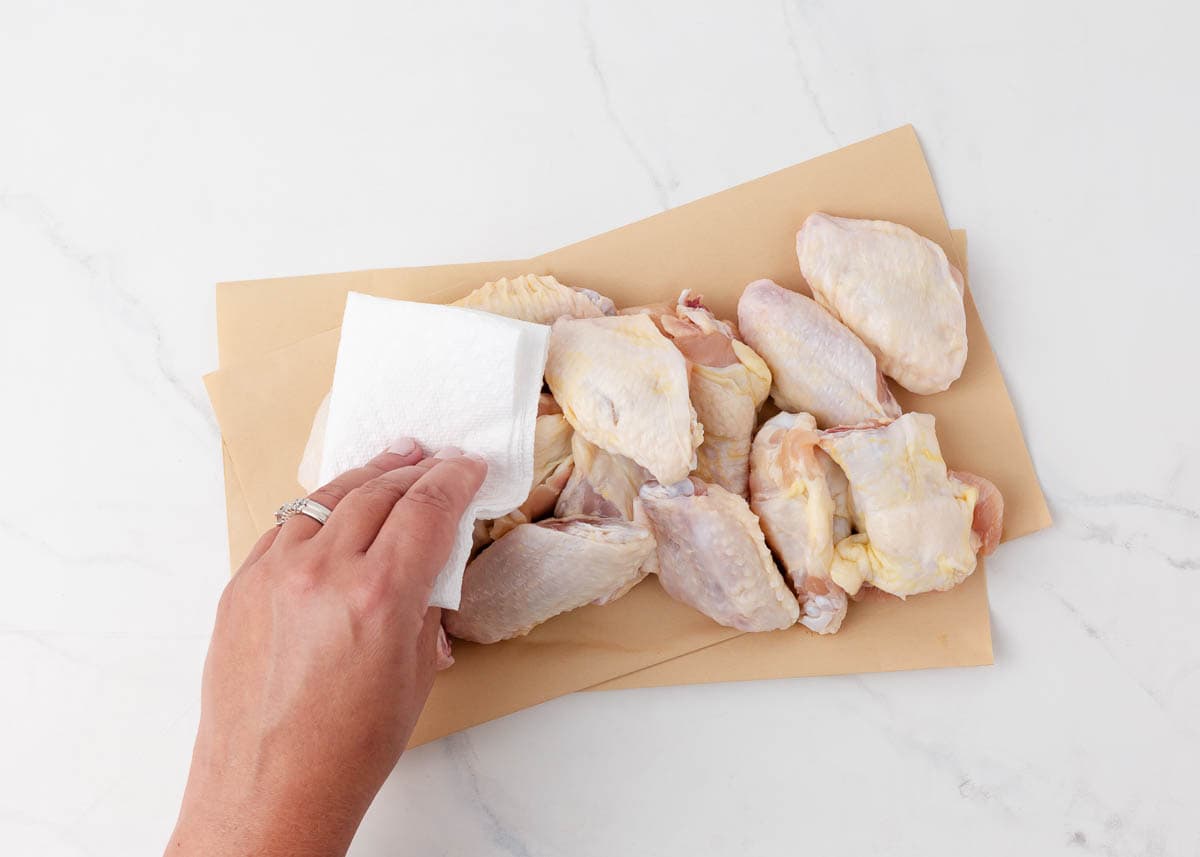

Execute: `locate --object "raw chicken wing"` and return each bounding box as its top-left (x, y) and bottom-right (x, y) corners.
top-left (749, 412), bottom-right (849, 634)
top-left (488, 459), bottom-right (574, 541)
top-left (738, 279), bottom-right (901, 428)
top-left (618, 301), bottom-right (675, 335)
top-left (637, 477), bottom-right (799, 632)
top-left (661, 292), bottom-right (771, 497)
top-left (950, 470), bottom-right (1004, 556)
top-left (818, 413), bottom-right (986, 597)
top-left (435, 626), bottom-right (455, 669)
top-left (823, 448), bottom-right (854, 545)
top-left (453, 274), bottom-right (615, 324)
top-left (488, 411), bottom-right (574, 540)
top-left (445, 517), bottom-right (655, 644)
top-left (796, 213), bottom-right (967, 394)
top-left (545, 314), bottom-right (703, 484)
top-left (555, 432), bottom-right (649, 520)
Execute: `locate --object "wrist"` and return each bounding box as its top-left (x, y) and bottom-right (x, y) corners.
top-left (166, 755), bottom-right (365, 857)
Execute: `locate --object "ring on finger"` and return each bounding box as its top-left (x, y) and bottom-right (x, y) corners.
top-left (274, 497), bottom-right (334, 527)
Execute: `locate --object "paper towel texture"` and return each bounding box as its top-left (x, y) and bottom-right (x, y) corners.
top-left (319, 292), bottom-right (551, 608)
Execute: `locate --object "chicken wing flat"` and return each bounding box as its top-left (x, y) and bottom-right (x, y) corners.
top-left (545, 314), bottom-right (702, 484)
top-left (485, 410), bottom-right (574, 541)
top-left (661, 292), bottom-right (771, 497)
top-left (637, 477), bottom-right (799, 632)
top-left (453, 274), bottom-right (615, 324)
top-left (555, 432), bottom-right (649, 520)
top-left (737, 278), bottom-right (900, 428)
top-left (445, 517), bottom-right (655, 644)
top-left (818, 413), bottom-right (987, 597)
top-left (796, 213), bottom-right (967, 394)
top-left (749, 412), bottom-right (849, 634)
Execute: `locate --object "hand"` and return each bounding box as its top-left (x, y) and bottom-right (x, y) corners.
top-left (166, 440), bottom-right (486, 857)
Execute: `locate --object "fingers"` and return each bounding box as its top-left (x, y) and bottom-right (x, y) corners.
top-left (276, 438), bottom-right (425, 545)
top-left (369, 455), bottom-right (487, 596)
top-left (316, 451), bottom-right (457, 552)
top-left (434, 618), bottom-right (455, 671)
top-left (414, 608), bottom-right (448, 700)
top-left (238, 527), bottom-right (280, 572)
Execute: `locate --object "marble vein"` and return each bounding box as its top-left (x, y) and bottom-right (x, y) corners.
top-left (780, 0), bottom-right (840, 146)
top-left (852, 678), bottom-right (1021, 819)
top-left (442, 734), bottom-right (532, 857)
top-left (0, 518), bottom-right (157, 573)
top-left (0, 191), bottom-right (217, 441)
top-left (1020, 568), bottom-right (1169, 710)
top-left (1067, 490), bottom-right (1198, 521)
top-left (1050, 494), bottom-right (1199, 575)
top-left (1062, 785), bottom-right (1167, 857)
top-left (579, 1), bottom-right (676, 211)
top-left (3, 5), bottom-right (1200, 854)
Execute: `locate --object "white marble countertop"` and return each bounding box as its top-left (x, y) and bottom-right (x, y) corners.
top-left (3, 2), bottom-right (1197, 855)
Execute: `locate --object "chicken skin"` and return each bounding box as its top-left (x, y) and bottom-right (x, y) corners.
top-left (817, 413), bottom-right (992, 598)
top-left (555, 432), bottom-right (649, 521)
top-left (452, 274), bottom-right (614, 324)
top-left (488, 459), bottom-right (574, 541)
top-left (545, 314), bottom-right (703, 484)
top-left (636, 477), bottom-right (799, 632)
top-left (487, 410), bottom-right (574, 540)
top-left (749, 412), bottom-right (849, 634)
top-left (796, 213), bottom-right (967, 394)
top-left (737, 279), bottom-right (901, 428)
top-left (446, 517), bottom-right (655, 644)
top-left (950, 469), bottom-right (1004, 556)
top-left (660, 292), bottom-right (771, 497)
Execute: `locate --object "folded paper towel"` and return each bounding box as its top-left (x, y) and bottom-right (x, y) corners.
top-left (312, 292), bottom-right (551, 609)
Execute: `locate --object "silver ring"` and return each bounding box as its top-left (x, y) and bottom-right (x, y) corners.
top-left (274, 497), bottom-right (333, 527)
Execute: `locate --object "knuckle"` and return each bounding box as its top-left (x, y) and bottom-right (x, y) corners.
top-left (279, 557), bottom-right (326, 598)
top-left (352, 480), bottom-right (403, 507)
top-left (346, 566), bottom-right (394, 618)
top-left (356, 459), bottom-right (393, 484)
top-left (404, 481), bottom-right (459, 518)
top-left (311, 481), bottom-right (349, 509)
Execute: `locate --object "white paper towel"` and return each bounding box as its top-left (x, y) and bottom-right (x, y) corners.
top-left (316, 292), bottom-right (550, 609)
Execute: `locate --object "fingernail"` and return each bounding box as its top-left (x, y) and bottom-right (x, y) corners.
top-left (464, 452), bottom-right (487, 464)
top-left (388, 437), bottom-right (418, 455)
top-left (433, 446), bottom-right (463, 460)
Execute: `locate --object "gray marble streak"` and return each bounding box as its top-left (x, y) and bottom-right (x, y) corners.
top-left (855, 659), bottom-right (1178, 856)
top-left (442, 733), bottom-right (532, 857)
top-left (852, 676), bottom-right (1022, 820)
top-left (780, 0), bottom-right (840, 145)
top-left (1077, 521), bottom-right (1199, 573)
top-left (0, 518), bottom-right (157, 572)
top-left (0, 191), bottom-right (217, 440)
top-left (1068, 491), bottom-right (1198, 522)
top-left (1052, 493), bottom-right (1199, 574)
top-left (1042, 581), bottom-right (1168, 708)
top-left (1010, 495), bottom-right (1199, 714)
top-left (3, 1), bottom-right (1200, 855)
top-left (579, 1), bottom-right (677, 211)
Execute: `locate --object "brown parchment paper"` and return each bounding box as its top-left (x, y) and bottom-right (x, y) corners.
top-left (205, 127), bottom-right (1051, 745)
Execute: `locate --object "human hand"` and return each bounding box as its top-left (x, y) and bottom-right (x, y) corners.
top-left (166, 439), bottom-right (486, 857)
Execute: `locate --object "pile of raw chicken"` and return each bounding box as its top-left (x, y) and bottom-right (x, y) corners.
top-left (444, 213), bottom-right (1004, 645)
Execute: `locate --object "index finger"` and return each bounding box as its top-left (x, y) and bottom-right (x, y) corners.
top-left (368, 455), bottom-right (487, 593)
top-left (277, 439), bottom-right (427, 545)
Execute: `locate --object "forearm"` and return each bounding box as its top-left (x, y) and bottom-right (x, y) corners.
top-left (166, 752), bottom-right (370, 857)
top-left (165, 444), bottom-right (482, 857)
